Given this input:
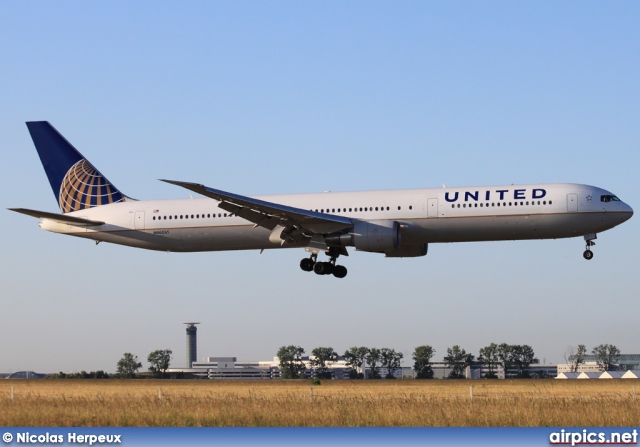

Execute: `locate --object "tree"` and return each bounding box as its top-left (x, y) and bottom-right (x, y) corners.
top-left (365, 348), bottom-right (382, 379)
top-left (512, 345), bottom-right (535, 378)
top-left (592, 344), bottom-right (621, 371)
top-left (413, 345), bottom-right (436, 379)
top-left (380, 348), bottom-right (403, 379)
top-left (565, 344), bottom-right (587, 373)
top-left (309, 347), bottom-right (338, 379)
top-left (497, 343), bottom-right (515, 378)
top-left (277, 345), bottom-right (306, 379)
top-left (117, 352), bottom-right (142, 378)
top-left (478, 343), bottom-right (499, 378)
top-left (495, 344), bottom-right (536, 378)
top-left (444, 345), bottom-right (474, 379)
top-left (344, 347), bottom-right (368, 379)
top-left (147, 349), bottom-right (173, 378)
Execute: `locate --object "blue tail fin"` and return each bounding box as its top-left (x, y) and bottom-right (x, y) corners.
top-left (26, 121), bottom-right (128, 213)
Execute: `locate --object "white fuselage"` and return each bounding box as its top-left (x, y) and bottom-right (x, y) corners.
top-left (39, 183), bottom-right (633, 253)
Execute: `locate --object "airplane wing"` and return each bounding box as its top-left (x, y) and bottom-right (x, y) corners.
top-left (8, 208), bottom-right (105, 226)
top-left (160, 180), bottom-right (353, 235)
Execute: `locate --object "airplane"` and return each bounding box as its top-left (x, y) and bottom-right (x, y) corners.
top-left (10, 121), bottom-right (634, 279)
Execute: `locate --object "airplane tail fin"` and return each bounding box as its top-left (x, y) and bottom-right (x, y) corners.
top-left (26, 121), bottom-right (128, 213)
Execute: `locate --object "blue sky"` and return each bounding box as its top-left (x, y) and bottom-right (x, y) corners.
top-left (1, 1), bottom-right (638, 373)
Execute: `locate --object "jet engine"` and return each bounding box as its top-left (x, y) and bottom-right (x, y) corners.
top-left (325, 220), bottom-right (400, 253)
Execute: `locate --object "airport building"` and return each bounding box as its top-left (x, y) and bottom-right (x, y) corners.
top-left (168, 356), bottom-right (408, 380)
top-left (557, 354), bottom-right (640, 373)
top-left (166, 355), bottom-right (558, 380)
top-left (160, 325), bottom-right (640, 380)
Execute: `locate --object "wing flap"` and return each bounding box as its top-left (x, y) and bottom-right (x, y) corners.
top-left (8, 208), bottom-right (105, 226)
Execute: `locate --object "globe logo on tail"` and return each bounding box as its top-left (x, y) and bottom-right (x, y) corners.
top-left (59, 159), bottom-right (126, 213)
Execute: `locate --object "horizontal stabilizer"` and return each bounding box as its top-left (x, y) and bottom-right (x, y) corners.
top-left (8, 208), bottom-right (105, 226)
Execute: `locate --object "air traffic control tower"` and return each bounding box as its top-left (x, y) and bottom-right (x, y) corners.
top-left (184, 322), bottom-right (200, 368)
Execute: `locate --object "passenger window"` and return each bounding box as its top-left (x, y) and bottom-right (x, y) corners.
top-left (549, 201), bottom-right (553, 205)
top-left (409, 206), bottom-right (413, 210)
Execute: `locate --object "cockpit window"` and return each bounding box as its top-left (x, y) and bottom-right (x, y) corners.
top-left (601, 195), bottom-right (621, 202)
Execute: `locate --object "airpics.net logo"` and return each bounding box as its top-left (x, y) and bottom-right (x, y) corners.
top-left (549, 429), bottom-right (638, 446)
top-left (3, 432), bottom-right (121, 445)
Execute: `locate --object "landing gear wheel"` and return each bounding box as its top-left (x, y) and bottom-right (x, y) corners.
top-left (583, 236), bottom-right (596, 260)
top-left (314, 262), bottom-right (331, 275)
top-left (323, 262), bottom-right (334, 275)
top-left (333, 265), bottom-right (348, 278)
top-left (300, 258), bottom-right (314, 272)
top-left (305, 249), bottom-right (348, 277)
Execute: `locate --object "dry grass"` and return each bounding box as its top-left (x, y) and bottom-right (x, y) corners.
top-left (1, 379), bottom-right (638, 427)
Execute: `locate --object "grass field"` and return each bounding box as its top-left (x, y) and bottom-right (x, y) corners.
top-left (1, 379), bottom-right (638, 427)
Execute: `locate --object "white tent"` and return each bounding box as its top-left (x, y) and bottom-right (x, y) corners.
top-left (599, 371), bottom-right (625, 379)
top-left (556, 372), bottom-right (580, 379)
top-left (577, 372), bottom-right (601, 379)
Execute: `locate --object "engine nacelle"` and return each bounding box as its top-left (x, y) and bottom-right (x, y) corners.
top-left (325, 220), bottom-right (400, 253)
top-left (384, 243), bottom-right (428, 258)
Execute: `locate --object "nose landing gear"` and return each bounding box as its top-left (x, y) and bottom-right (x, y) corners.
top-left (583, 233), bottom-right (596, 260)
top-left (299, 250), bottom-right (348, 278)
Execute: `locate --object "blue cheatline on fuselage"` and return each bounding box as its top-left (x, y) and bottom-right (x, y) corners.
top-left (26, 121), bottom-right (126, 213)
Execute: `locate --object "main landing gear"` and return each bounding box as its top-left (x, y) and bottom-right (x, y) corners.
top-left (300, 251), bottom-right (348, 278)
top-left (583, 233), bottom-right (597, 260)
